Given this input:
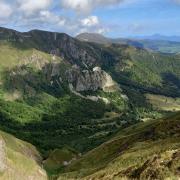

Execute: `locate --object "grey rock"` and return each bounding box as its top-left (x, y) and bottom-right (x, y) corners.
top-left (66, 66), bottom-right (119, 92)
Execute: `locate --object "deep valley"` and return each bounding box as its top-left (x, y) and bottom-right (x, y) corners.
top-left (0, 27), bottom-right (179, 180)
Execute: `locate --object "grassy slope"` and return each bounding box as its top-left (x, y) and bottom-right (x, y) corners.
top-left (108, 45), bottom-right (180, 98)
top-left (125, 47), bottom-right (180, 87)
top-left (0, 130), bottom-right (47, 180)
top-left (43, 147), bottom-right (79, 175)
top-left (146, 93), bottom-right (180, 112)
top-left (57, 112), bottom-right (180, 180)
top-left (0, 43), bottom-right (52, 70)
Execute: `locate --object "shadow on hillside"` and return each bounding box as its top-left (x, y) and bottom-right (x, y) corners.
top-left (110, 69), bottom-right (180, 99)
top-left (1, 64), bottom-right (66, 98)
top-left (161, 72), bottom-right (180, 97)
top-left (162, 72), bottom-right (180, 88)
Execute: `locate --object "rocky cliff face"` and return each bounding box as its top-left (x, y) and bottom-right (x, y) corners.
top-left (5, 64), bottom-right (119, 99)
top-left (66, 66), bottom-right (119, 92)
top-left (28, 30), bottom-right (116, 68)
top-left (5, 50), bottom-right (118, 96)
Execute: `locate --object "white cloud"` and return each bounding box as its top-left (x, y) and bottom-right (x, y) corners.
top-left (18, 0), bottom-right (52, 16)
top-left (0, 0), bottom-right (110, 36)
top-left (77, 15), bottom-right (109, 35)
top-left (0, 1), bottom-right (12, 20)
top-left (79, 16), bottom-right (109, 35)
top-left (97, 27), bottom-right (109, 34)
top-left (61, 0), bottom-right (91, 14)
top-left (76, 26), bottom-right (109, 35)
top-left (81, 16), bottom-right (99, 27)
top-left (39, 10), bottom-right (66, 26)
top-left (61, 0), bottom-right (124, 14)
top-left (15, 10), bottom-right (67, 31)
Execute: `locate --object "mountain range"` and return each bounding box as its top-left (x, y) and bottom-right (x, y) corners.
top-left (132, 34), bottom-right (180, 42)
top-left (0, 27), bottom-right (179, 179)
top-left (76, 33), bottom-right (180, 54)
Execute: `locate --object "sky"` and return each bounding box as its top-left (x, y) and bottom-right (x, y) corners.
top-left (0, 0), bottom-right (180, 37)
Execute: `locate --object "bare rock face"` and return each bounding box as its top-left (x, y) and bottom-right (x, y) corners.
top-left (66, 66), bottom-right (119, 92)
top-left (57, 34), bottom-right (98, 68)
top-left (43, 61), bottom-right (61, 78)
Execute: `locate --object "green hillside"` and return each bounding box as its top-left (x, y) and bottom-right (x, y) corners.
top-left (58, 113), bottom-right (180, 180)
top-left (0, 130), bottom-right (47, 180)
top-left (108, 45), bottom-right (180, 97)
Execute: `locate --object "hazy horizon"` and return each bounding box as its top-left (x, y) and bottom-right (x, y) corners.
top-left (1, 26), bottom-right (180, 41)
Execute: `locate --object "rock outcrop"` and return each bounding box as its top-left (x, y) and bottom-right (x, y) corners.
top-left (66, 66), bottom-right (119, 92)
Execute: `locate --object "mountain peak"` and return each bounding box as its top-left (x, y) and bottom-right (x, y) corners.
top-left (76, 32), bottom-right (110, 44)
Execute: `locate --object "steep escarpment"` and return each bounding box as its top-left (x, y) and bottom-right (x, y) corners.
top-left (66, 66), bottom-right (119, 92)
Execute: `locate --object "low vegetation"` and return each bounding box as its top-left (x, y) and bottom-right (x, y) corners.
top-left (146, 93), bottom-right (180, 111)
top-left (57, 113), bottom-right (180, 180)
